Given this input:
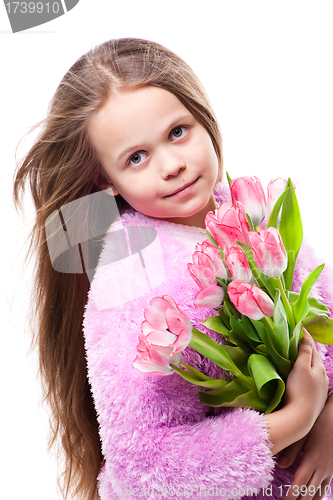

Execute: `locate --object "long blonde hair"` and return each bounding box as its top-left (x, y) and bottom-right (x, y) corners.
top-left (13, 38), bottom-right (223, 499)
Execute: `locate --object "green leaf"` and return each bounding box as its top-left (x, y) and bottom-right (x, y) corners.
top-left (226, 171), bottom-right (232, 186)
top-left (200, 316), bottom-right (249, 375)
top-left (202, 315), bottom-right (230, 336)
top-left (222, 345), bottom-right (251, 376)
top-left (272, 290), bottom-right (290, 360)
top-left (266, 187), bottom-right (289, 229)
top-left (171, 364), bottom-right (229, 389)
top-left (202, 313), bottom-right (251, 353)
top-left (256, 344), bottom-right (270, 356)
top-left (251, 318), bottom-right (291, 380)
top-left (307, 297), bottom-right (329, 315)
top-left (279, 178), bottom-right (303, 290)
top-left (288, 292), bottom-right (329, 316)
top-left (216, 278), bottom-right (228, 291)
top-left (189, 328), bottom-right (244, 375)
top-left (289, 321), bottom-right (303, 364)
top-left (228, 316), bottom-right (256, 353)
top-left (230, 315), bottom-right (247, 338)
top-left (219, 308), bottom-right (231, 329)
top-left (198, 378), bottom-right (269, 412)
top-left (293, 264), bottom-right (325, 323)
top-left (229, 315), bottom-right (258, 349)
top-left (179, 362), bottom-right (212, 380)
top-left (242, 315), bottom-right (261, 343)
top-left (303, 315), bottom-right (333, 345)
top-left (206, 229), bottom-right (218, 247)
top-left (247, 354), bottom-right (286, 413)
top-left (226, 331), bottom-right (253, 353)
top-left (246, 213), bottom-right (255, 232)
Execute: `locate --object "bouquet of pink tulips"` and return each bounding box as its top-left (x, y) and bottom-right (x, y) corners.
top-left (133, 175), bottom-right (333, 414)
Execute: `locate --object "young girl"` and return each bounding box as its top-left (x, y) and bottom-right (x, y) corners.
top-left (14, 38), bottom-right (333, 500)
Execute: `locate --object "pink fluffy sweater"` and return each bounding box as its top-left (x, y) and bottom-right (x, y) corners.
top-left (83, 184), bottom-right (333, 500)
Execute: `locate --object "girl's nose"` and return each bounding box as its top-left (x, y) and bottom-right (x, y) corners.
top-left (160, 152), bottom-right (186, 179)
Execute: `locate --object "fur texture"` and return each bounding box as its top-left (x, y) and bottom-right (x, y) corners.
top-left (83, 184), bottom-right (333, 499)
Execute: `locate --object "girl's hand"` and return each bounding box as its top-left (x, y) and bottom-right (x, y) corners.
top-left (277, 394), bottom-right (333, 500)
top-left (283, 330), bottom-right (328, 419)
top-left (265, 331), bottom-right (328, 456)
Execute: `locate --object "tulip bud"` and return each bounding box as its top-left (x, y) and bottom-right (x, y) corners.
top-left (133, 296), bottom-right (193, 375)
top-left (227, 280), bottom-right (274, 320)
top-left (194, 284), bottom-right (225, 309)
top-left (230, 176), bottom-right (267, 226)
top-left (248, 227), bottom-right (287, 278)
top-left (205, 201), bottom-right (250, 250)
top-left (224, 245), bottom-right (252, 283)
top-left (267, 178), bottom-right (288, 216)
top-left (267, 178), bottom-right (297, 222)
top-left (193, 240), bottom-right (228, 281)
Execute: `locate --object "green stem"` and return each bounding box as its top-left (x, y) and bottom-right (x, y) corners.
top-left (190, 328), bottom-right (256, 389)
top-left (276, 276), bottom-right (295, 332)
top-left (179, 362), bottom-right (211, 381)
top-left (224, 295), bottom-right (240, 318)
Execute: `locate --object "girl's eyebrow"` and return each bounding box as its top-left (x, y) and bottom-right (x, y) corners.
top-left (116, 114), bottom-right (193, 164)
top-left (167, 113), bottom-right (193, 130)
top-left (117, 144), bottom-right (142, 164)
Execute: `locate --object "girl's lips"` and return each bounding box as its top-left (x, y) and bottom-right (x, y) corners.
top-left (164, 177), bottom-right (199, 198)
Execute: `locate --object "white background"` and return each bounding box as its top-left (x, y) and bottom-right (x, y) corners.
top-left (1, 1), bottom-right (333, 498)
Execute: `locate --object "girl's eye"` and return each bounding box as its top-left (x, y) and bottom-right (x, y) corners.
top-left (170, 126), bottom-right (187, 141)
top-left (129, 151), bottom-right (148, 166)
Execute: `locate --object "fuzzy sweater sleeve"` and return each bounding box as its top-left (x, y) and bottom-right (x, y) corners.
top-left (84, 307), bottom-right (274, 500)
top-left (83, 210), bottom-right (274, 500)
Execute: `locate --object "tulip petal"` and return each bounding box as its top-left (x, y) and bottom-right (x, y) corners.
top-left (228, 280), bottom-right (274, 320)
top-left (144, 297), bottom-right (169, 330)
top-left (133, 350), bottom-right (181, 375)
top-left (194, 285), bottom-right (224, 309)
top-left (230, 176), bottom-right (267, 226)
top-left (134, 295), bottom-right (194, 376)
top-left (188, 263), bottom-right (217, 288)
top-left (145, 329), bottom-right (178, 347)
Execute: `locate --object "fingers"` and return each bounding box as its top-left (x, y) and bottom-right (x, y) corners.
top-left (283, 458), bottom-right (314, 500)
top-left (312, 480), bottom-right (332, 500)
top-left (300, 329), bottom-right (322, 369)
top-left (283, 475), bottom-right (332, 500)
top-left (295, 330), bottom-right (314, 369)
top-left (282, 448), bottom-right (333, 500)
top-left (277, 437), bottom-right (307, 469)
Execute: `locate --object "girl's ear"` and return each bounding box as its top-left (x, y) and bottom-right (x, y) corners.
top-left (94, 174), bottom-right (119, 196)
top-left (104, 186), bottom-right (119, 197)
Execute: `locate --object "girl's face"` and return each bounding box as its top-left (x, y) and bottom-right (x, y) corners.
top-left (89, 86), bottom-right (219, 228)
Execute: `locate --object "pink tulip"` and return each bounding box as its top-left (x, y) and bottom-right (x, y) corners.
top-left (230, 176), bottom-right (267, 226)
top-left (205, 201), bottom-right (250, 250)
top-left (224, 245), bottom-right (252, 283)
top-left (228, 280), bottom-right (274, 320)
top-left (133, 347), bottom-right (182, 375)
top-left (267, 178), bottom-right (288, 216)
top-left (187, 240), bottom-right (226, 309)
top-left (133, 296), bottom-right (193, 375)
top-left (194, 284), bottom-right (225, 309)
top-left (248, 227), bottom-right (287, 278)
top-left (188, 239), bottom-right (227, 288)
top-left (267, 178), bottom-right (296, 220)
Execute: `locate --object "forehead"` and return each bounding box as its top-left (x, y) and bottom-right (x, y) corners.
top-left (88, 86), bottom-right (192, 162)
